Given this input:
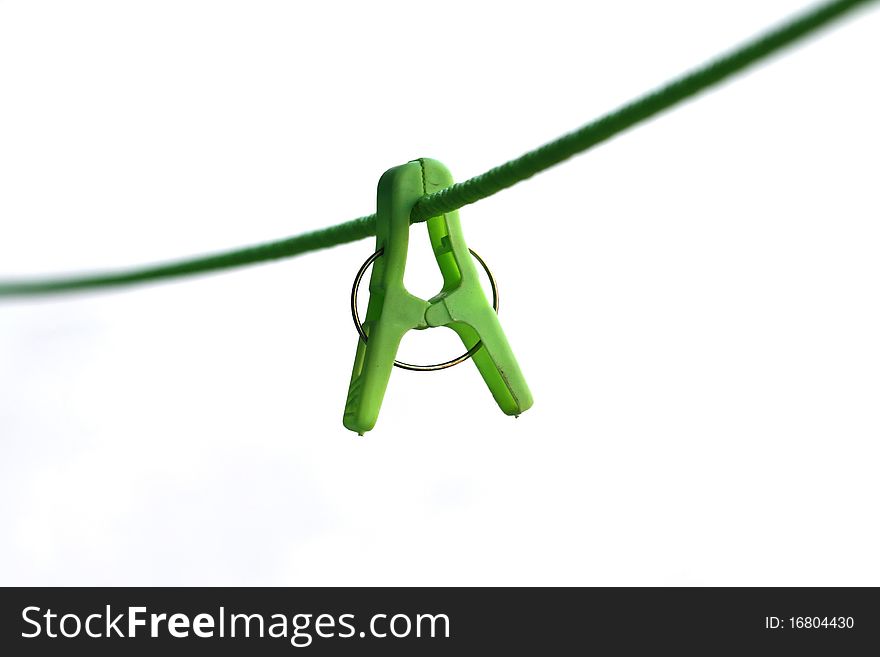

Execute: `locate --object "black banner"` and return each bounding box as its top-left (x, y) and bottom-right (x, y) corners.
top-left (1, 587), bottom-right (877, 654)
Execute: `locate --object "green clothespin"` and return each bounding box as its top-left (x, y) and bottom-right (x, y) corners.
top-left (343, 158), bottom-right (532, 434)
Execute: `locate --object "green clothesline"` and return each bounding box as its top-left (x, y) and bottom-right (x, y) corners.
top-left (0, 0), bottom-right (875, 299)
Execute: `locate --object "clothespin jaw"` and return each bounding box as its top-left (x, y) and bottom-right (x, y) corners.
top-left (343, 159), bottom-right (532, 434)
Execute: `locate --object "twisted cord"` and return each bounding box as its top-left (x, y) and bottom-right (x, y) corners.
top-left (0, 0), bottom-right (873, 298)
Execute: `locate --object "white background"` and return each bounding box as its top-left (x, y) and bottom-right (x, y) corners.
top-left (1, 1), bottom-right (878, 586)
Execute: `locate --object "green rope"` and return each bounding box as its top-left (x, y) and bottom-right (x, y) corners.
top-left (0, 0), bottom-right (874, 299)
top-left (410, 0), bottom-right (877, 223)
top-left (0, 216), bottom-right (376, 296)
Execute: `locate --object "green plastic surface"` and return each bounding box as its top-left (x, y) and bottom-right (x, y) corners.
top-left (343, 159), bottom-right (533, 434)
